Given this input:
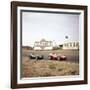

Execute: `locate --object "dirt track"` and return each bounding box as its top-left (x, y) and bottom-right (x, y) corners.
top-left (21, 49), bottom-right (79, 77)
top-left (22, 49), bottom-right (79, 63)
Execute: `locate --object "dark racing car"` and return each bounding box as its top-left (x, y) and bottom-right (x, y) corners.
top-left (29, 53), bottom-right (44, 60)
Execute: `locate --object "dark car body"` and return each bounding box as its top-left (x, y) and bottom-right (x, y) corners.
top-left (29, 53), bottom-right (36, 59)
top-left (36, 55), bottom-right (44, 60)
top-left (29, 53), bottom-right (44, 60)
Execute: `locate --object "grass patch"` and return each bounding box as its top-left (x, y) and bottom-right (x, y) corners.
top-left (49, 64), bottom-right (56, 69)
top-left (22, 59), bottom-right (79, 77)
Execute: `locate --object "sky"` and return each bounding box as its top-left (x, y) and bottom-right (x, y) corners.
top-left (22, 11), bottom-right (79, 47)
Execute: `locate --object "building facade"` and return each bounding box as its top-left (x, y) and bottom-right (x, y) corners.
top-left (63, 42), bottom-right (79, 50)
top-left (34, 39), bottom-right (53, 50)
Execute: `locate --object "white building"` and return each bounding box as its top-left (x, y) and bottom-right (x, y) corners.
top-left (34, 39), bottom-right (53, 50)
top-left (63, 42), bottom-right (79, 50)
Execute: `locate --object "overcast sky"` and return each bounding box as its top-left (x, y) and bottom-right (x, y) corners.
top-left (22, 11), bottom-right (79, 47)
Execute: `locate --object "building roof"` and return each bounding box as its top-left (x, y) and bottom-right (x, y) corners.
top-left (40, 38), bottom-right (46, 42)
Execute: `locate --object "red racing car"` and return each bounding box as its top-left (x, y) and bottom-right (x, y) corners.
top-left (48, 53), bottom-right (67, 61)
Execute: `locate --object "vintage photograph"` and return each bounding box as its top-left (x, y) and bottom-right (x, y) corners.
top-left (11, 1), bottom-right (87, 88)
top-left (21, 11), bottom-right (80, 78)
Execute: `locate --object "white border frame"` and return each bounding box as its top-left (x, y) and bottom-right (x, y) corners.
top-left (17, 7), bottom-right (84, 84)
